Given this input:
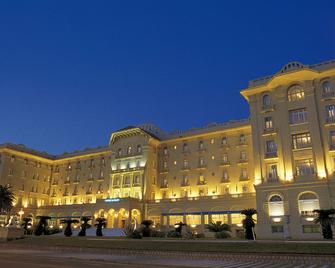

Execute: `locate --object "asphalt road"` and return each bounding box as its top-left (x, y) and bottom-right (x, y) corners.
top-left (0, 248), bottom-right (334, 268)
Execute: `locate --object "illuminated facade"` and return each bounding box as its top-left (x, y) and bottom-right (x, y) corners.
top-left (0, 59), bottom-right (334, 239)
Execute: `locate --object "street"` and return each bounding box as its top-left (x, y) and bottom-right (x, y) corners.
top-left (0, 248), bottom-right (334, 268)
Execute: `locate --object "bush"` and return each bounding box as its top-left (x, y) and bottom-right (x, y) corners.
top-left (150, 230), bottom-right (166, 238)
top-left (167, 230), bottom-right (182, 238)
top-left (128, 229), bottom-right (143, 239)
top-left (215, 230), bottom-right (231, 239)
top-left (194, 233), bottom-right (206, 239)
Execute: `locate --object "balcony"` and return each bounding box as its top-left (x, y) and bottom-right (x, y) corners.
top-left (132, 182), bottom-right (141, 187)
top-left (220, 161), bottom-right (230, 167)
top-left (197, 180), bottom-right (207, 185)
top-left (238, 159), bottom-right (248, 164)
top-left (265, 151), bottom-right (278, 159)
top-left (197, 164), bottom-right (207, 169)
top-left (160, 184), bottom-right (168, 189)
top-left (220, 178), bottom-right (230, 183)
top-left (266, 176), bottom-right (279, 183)
top-left (122, 183), bottom-right (131, 188)
top-left (263, 127), bottom-right (277, 135)
top-left (239, 176), bottom-right (249, 181)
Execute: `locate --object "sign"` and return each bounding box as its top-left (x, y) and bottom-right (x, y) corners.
top-left (104, 198), bottom-right (120, 203)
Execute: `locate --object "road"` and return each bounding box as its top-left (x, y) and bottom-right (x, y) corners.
top-left (0, 249), bottom-right (333, 268)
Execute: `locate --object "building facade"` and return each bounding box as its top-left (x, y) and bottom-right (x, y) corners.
top-left (1, 59), bottom-right (335, 239)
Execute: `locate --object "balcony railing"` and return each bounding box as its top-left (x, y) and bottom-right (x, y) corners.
top-left (197, 180), bottom-right (207, 185)
top-left (160, 184), bottom-right (168, 189)
top-left (322, 91), bottom-right (335, 99)
top-left (220, 161), bottom-right (230, 166)
top-left (326, 117), bottom-right (335, 124)
top-left (262, 104), bottom-right (275, 112)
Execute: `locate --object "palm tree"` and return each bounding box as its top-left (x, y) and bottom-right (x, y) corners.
top-left (35, 216), bottom-right (51, 236)
top-left (78, 216), bottom-right (91, 237)
top-left (314, 209), bottom-right (335, 240)
top-left (60, 219), bottom-right (79, 237)
top-left (95, 217), bottom-right (106, 237)
top-left (206, 221), bottom-right (231, 238)
top-left (241, 208), bottom-right (257, 240)
top-left (0, 185), bottom-right (15, 215)
top-left (21, 217), bottom-right (32, 235)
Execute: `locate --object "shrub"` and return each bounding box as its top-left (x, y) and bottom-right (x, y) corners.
top-left (215, 230), bottom-right (231, 239)
top-left (150, 229), bottom-right (166, 238)
top-left (194, 233), bottom-right (205, 239)
top-left (141, 220), bottom-right (153, 237)
top-left (167, 230), bottom-right (182, 238)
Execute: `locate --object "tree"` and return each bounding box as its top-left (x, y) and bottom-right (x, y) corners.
top-left (78, 216), bottom-right (91, 237)
top-left (35, 216), bottom-right (51, 236)
top-left (0, 185), bottom-right (15, 215)
top-left (141, 220), bottom-right (153, 237)
top-left (205, 221), bottom-right (231, 239)
top-left (21, 217), bottom-right (32, 235)
top-left (314, 209), bottom-right (335, 240)
top-left (95, 217), bottom-right (106, 237)
top-left (60, 219), bottom-right (79, 237)
top-left (241, 208), bottom-right (257, 240)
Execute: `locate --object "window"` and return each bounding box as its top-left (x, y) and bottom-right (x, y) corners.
top-left (239, 134), bottom-right (246, 144)
top-left (222, 170), bottom-right (229, 181)
top-left (113, 176), bottom-right (120, 186)
top-left (222, 153), bottom-right (229, 164)
top-left (199, 156), bottom-right (205, 167)
top-left (183, 159), bottom-right (189, 169)
top-left (271, 225), bottom-right (284, 233)
top-left (240, 169), bottom-right (248, 180)
top-left (263, 94), bottom-right (271, 107)
top-left (288, 85), bottom-right (304, 101)
top-left (264, 117), bottom-right (273, 130)
top-left (210, 138), bottom-right (215, 144)
top-left (124, 176), bottom-right (130, 186)
top-left (322, 81), bottom-right (333, 95)
top-left (133, 175), bottom-right (140, 185)
top-left (117, 148), bottom-right (122, 157)
top-left (182, 175), bottom-right (188, 185)
top-left (302, 225), bottom-right (320, 233)
top-left (267, 164), bottom-right (278, 181)
top-left (127, 146), bottom-right (132, 155)
top-left (163, 161), bottom-right (168, 170)
top-left (298, 192), bottom-right (319, 215)
top-left (268, 195), bottom-right (284, 216)
top-left (289, 108), bottom-right (307, 125)
top-left (295, 159), bottom-right (315, 176)
top-left (266, 140), bottom-right (277, 156)
top-left (183, 143), bottom-right (188, 152)
top-left (163, 147), bottom-right (168, 155)
top-left (326, 105), bottom-right (335, 122)
top-left (199, 174), bottom-right (205, 184)
top-left (221, 137), bottom-right (228, 146)
top-left (292, 133), bottom-right (311, 149)
top-left (240, 151), bottom-right (247, 161)
top-left (198, 140), bottom-right (204, 150)
top-left (137, 145), bottom-right (142, 153)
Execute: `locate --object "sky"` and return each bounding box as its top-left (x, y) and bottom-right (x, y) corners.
top-left (0, 0), bottom-right (334, 155)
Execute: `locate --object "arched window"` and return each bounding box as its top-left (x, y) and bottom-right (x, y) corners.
top-left (268, 195), bottom-right (284, 216)
top-left (137, 145), bottom-right (142, 153)
top-left (322, 81), bottom-right (333, 95)
top-left (288, 85), bottom-right (305, 101)
top-left (262, 94), bottom-right (271, 107)
top-left (298, 192), bottom-right (319, 216)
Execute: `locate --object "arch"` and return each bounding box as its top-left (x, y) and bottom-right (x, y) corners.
top-left (72, 211), bottom-right (81, 219)
top-left (131, 209), bottom-right (141, 226)
top-left (82, 211), bottom-right (93, 217)
top-left (106, 209), bottom-right (115, 228)
top-left (298, 191), bottom-right (320, 216)
top-left (288, 85), bottom-right (305, 101)
top-left (117, 208), bottom-right (128, 228)
top-left (322, 80), bottom-right (333, 94)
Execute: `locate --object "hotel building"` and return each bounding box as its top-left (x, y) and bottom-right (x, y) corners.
top-left (0, 59), bottom-right (334, 239)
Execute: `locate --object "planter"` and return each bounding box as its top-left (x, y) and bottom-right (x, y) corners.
top-left (0, 227), bottom-right (24, 241)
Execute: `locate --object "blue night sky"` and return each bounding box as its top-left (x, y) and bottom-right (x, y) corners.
top-left (0, 1), bottom-right (334, 155)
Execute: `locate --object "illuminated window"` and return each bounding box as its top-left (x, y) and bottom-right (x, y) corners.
top-left (186, 214), bottom-right (201, 225)
top-left (292, 132), bottom-right (311, 149)
top-left (222, 170), bottom-right (229, 181)
top-left (289, 108), bottom-right (307, 125)
top-left (295, 159), bottom-right (315, 176)
top-left (267, 164), bottom-right (278, 181)
top-left (288, 85), bottom-right (305, 101)
top-left (163, 161), bottom-right (168, 170)
top-left (199, 156), bottom-right (205, 167)
top-left (163, 147), bottom-right (168, 155)
top-left (326, 105), bottom-right (335, 121)
top-left (264, 117), bottom-right (273, 130)
top-left (268, 195), bottom-right (284, 216)
top-left (211, 214), bottom-right (228, 224)
top-left (127, 146), bottom-right (132, 155)
top-left (240, 151), bottom-right (247, 160)
top-left (183, 159), bottom-right (189, 169)
top-left (266, 140), bottom-right (277, 154)
top-left (210, 138), bottom-right (215, 144)
top-left (117, 148), bottom-right (122, 157)
top-left (330, 131), bottom-right (335, 147)
top-left (298, 192), bottom-right (319, 215)
top-left (240, 169), bottom-right (248, 180)
top-left (222, 153), bottom-right (229, 164)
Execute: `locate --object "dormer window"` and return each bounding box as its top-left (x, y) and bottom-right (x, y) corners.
top-left (117, 148), bottom-right (122, 157)
top-left (137, 145), bottom-right (142, 153)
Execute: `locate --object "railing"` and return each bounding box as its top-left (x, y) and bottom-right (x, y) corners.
top-left (265, 151), bottom-right (278, 158)
top-left (262, 104), bottom-right (275, 112)
top-left (322, 91), bottom-right (335, 99)
top-left (197, 180), bottom-right (207, 185)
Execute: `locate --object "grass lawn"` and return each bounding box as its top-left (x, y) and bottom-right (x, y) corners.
top-left (5, 236), bottom-right (335, 255)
